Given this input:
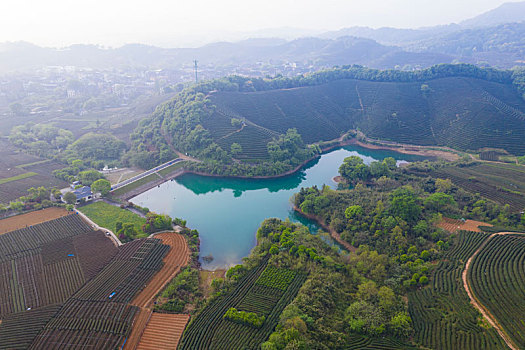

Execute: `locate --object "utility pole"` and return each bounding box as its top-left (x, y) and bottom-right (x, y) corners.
top-left (194, 60), bottom-right (198, 83)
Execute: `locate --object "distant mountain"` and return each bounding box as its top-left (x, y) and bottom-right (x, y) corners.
top-left (320, 1), bottom-right (525, 46)
top-left (460, 1), bottom-right (525, 28)
top-left (0, 37), bottom-right (455, 74)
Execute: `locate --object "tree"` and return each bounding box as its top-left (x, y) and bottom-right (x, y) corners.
top-left (9, 102), bottom-right (25, 116)
top-left (389, 312), bottom-right (412, 336)
top-left (339, 156), bottom-right (370, 183)
top-left (231, 143), bottom-right (242, 156)
top-left (91, 179), bottom-right (111, 196)
top-left (63, 192), bottom-right (77, 204)
top-left (435, 178), bottom-right (453, 193)
top-left (345, 205), bottom-right (364, 220)
top-left (390, 187), bottom-right (421, 223)
top-left (424, 192), bottom-right (456, 211)
top-left (78, 170), bottom-right (104, 186)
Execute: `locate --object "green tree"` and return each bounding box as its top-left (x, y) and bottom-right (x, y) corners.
top-left (389, 312), bottom-right (412, 336)
top-left (424, 192), bottom-right (457, 211)
top-left (91, 179), bottom-right (111, 196)
top-left (63, 192), bottom-right (77, 204)
top-left (78, 170), bottom-right (104, 186)
top-left (339, 156), bottom-right (370, 183)
top-left (345, 205), bottom-right (364, 220)
top-left (390, 187), bottom-right (421, 223)
top-left (230, 143), bottom-right (243, 156)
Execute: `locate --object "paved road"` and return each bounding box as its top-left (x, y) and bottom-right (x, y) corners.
top-left (110, 158), bottom-right (183, 192)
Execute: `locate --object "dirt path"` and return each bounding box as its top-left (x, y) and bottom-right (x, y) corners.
top-left (462, 231), bottom-right (524, 350)
top-left (131, 232), bottom-right (190, 308)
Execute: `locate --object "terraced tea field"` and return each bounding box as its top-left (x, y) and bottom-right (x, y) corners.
top-left (408, 231), bottom-right (508, 350)
top-left (179, 263), bottom-right (307, 350)
top-left (468, 234), bottom-right (525, 349)
top-left (433, 163), bottom-right (525, 212)
top-left (205, 77), bottom-right (525, 160)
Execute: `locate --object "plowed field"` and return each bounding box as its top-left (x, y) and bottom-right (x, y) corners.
top-left (136, 313), bottom-right (190, 350)
top-left (131, 232), bottom-right (190, 308)
top-left (123, 232), bottom-right (190, 350)
top-left (438, 217), bottom-right (491, 233)
top-left (0, 207), bottom-right (71, 234)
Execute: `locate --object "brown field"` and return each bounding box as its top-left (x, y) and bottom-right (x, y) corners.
top-left (136, 313), bottom-right (190, 350)
top-left (123, 232), bottom-right (190, 350)
top-left (438, 217), bottom-right (492, 233)
top-left (0, 207), bottom-right (71, 234)
top-left (131, 232), bottom-right (190, 309)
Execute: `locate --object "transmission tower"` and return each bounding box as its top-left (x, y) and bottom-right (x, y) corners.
top-left (194, 60), bottom-right (198, 83)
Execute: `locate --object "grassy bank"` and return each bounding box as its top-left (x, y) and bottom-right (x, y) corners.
top-left (78, 201), bottom-right (146, 234)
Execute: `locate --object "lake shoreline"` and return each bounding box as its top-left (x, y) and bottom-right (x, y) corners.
top-left (122, 137), bottom-right (447, 201)
top-left (293, 206), bottom-right (356, 253)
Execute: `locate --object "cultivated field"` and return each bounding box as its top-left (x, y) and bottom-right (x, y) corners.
top-left (408, 231), bottom-right (507, 350)
top-left (207, 77), bottom-right (525, 160)
top-left (25, 236), bottom-right (170, 349)
top-left (131, 232), bottom-right (190, 308)
top-left (136, 313), bottom-right (189, 350)
top-left (438, 217), bottom-right (491, 233)
top-left (0, 215), bottom-right (117, 319)
top-left (433, 163), bottom-right (525, 212)
top-left (468, 234), bottom-right (525, 349)
top-left (0, 207), bottom-right (71, 234)
top-left (0, 140), bottom-right (67, 204)
top-left (179, 262), bottom-right (307, 350)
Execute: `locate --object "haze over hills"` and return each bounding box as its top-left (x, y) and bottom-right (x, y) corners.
top-left (1, 1), bottom-right (525, 75)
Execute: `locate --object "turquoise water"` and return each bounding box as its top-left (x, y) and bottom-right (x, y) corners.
top-left (131, 145), bottom-right (425, 269)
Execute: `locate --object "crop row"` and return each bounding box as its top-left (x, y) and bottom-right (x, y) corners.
top-left (0, 228), bottom-right (118, 319)
top-left (408, 231), bottom-right (507, 349)
top-left (209, 273), bottom-right (307, 349)
top-left (178, 261), bottom-right (268, 349)
top-left (0, 214), bottom-right (92, 261)
top-left (255, 266), bottom-right (296, 290)
top-left (468, 234), bottom-right (525, 348)
top-left (0, 305), bottom-right (60, 350)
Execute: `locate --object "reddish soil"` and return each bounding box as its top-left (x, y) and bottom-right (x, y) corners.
top-left (131, 232), bottom-right (190, 308)
top-left (438, 217), bottom-right (492, 233)
top-left (136, 313), bottom-right (190, 350)
top-left (124, 232), bottom-right (191, 350)
top-left (123, 308), bottom-right (152, 350)
top-left (0, 207), bottom-right (71, 234)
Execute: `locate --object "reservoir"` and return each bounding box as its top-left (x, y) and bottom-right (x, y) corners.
top-left (131, 145), bottom-right (424, 269)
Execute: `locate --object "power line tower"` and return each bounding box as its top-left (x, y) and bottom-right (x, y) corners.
top-left (193, 60), bottom-right (198, 83)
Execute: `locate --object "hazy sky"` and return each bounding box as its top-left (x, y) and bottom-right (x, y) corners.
top-left (0, 0), bottom-right (514, 47)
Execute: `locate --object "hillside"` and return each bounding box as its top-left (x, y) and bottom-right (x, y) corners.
top-left (129, 65), bottom-right (525, 175)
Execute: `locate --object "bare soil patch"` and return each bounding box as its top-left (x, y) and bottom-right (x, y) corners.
top-left (351, 139), bottom-right (460, 161)
top-left (200, 269), bottom-right (226, 298)
top-left (136, 313), bottom-right (190, 350)
top-left (0, 207), bottom-right (71, 234)
top-left (438, 217), bottom-right (492, 233)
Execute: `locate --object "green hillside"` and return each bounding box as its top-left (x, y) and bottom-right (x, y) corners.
top-left (128, 64), bottom-right (525, 176)
top-left (210, 76), bottom-right (525, 154)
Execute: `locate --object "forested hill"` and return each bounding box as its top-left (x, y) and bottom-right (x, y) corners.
top-left (128, 64), bottom-right (525, 174)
